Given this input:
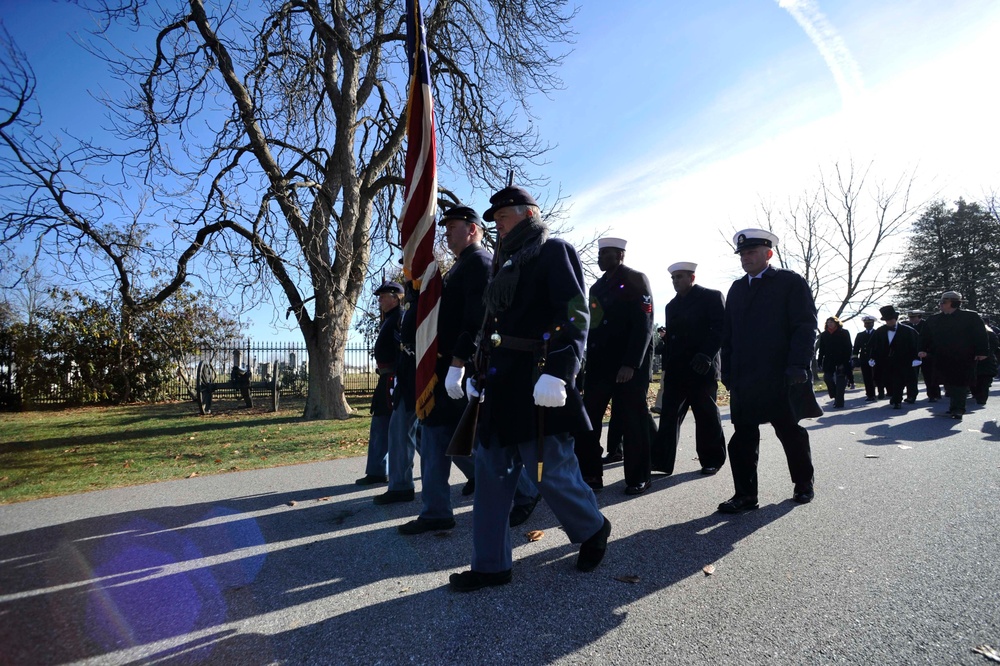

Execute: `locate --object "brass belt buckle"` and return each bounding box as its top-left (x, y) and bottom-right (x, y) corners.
top-left (490, 333), bottom-right (502, 347)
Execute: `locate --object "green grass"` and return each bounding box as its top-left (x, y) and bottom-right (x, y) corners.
top-left (0, 397), bottom-right (373, 504)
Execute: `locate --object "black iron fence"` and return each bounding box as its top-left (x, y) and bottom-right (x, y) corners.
top-left (0, 339), bottom-right (377, 410)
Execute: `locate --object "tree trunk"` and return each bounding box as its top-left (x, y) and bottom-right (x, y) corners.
top-left (303, 322), bottom-right (353, 419)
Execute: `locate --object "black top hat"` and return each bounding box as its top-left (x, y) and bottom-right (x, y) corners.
top-left (879, 305), bottom-right (900, 321)
top-left (374, 281), bottom-right (404, 295)
top-left (438, 205), bottom-right (482, 227)
top-left (483, 186), bottom-right (538, 221)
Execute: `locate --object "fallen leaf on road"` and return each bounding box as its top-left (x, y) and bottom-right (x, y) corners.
top-left (864, 454), bottom-right (879, 459)
top-left (972, 644), bottom-right (1000, 663)
top-left (316, 496), bottom-right (331, 502)
top-left (526, 530), bottom-right (544, 542)
top-left (399, 587), bottom-right (410, 594)
top-left (614, 575), bottom-right (640, 584)
top-left (186, 472), bottom-right (198, 478)
top-left (703, 564), bottom-right (716, 576)
top-left (287, 500), bottom-right (297, 506)
top-left (898, 445), bottom-right (912, 450)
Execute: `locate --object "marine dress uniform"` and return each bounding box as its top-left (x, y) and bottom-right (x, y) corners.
top-left (449, 187), bottom-right (610, 592)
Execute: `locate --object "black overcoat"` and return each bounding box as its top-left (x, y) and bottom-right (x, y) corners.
top-left (661, 283), bottom-right (725, 383)
top-left (817, 328), bottom-right (853, 373)
top-left (585, 264), bottom-right (654, 384)
top-left (478, 238), bottom-right (591, 447)
top-left (868, 323), bottom-right (921, 380)
top-left (921, 309), bottom-right (989, 386)
top-left (369, 304), bottom-right (401, 416)
top-left (422, 243), bottom-right (492, 427)
top-left (721, 266), bottom-right (818, 425)
top-left (852, 328), bottom-right (876, 362)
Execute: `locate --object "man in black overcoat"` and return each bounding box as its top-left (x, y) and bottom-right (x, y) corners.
top-left (918, 290), bottom-right (989, 420)
top-left (852, 315), bottom-right (878, 401)
top-left (449, 186), bottom-right (609, 591)
top-left (650, 261), bottom-right (726, 476)
top-left (576, 237), bottom-right (655, 495)
top-left (356, 281), bottom-right (403, 485)
top-left (397, 205), bottom-right (486, 535)
top-left (718, 228), bottom-right (819, 514)
top-left (867, 305), bottom-right (921, 409)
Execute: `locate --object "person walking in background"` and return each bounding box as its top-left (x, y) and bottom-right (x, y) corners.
top-left (853, 315), bottom-right (878, 402)
top-left (972, 318), bottom-right (999, 405)
top-left (919, 291), bottom-right (989, 420)
top-left (817, 316), bottom-right (853, 408)
top-left (650, 261), bottom-right (727, 476)
top-left (356, 281), bottom-right (404, 486)
top-left (868, 305), bottom-right (922, 410)
top-left (906, 310), bottom-right (939, 402)
top-left (718, 229), bottom-right (819, 514)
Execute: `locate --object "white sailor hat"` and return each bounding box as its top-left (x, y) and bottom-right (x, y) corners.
top-left (732, 228), bottom-right (778, 254)
top-left (861, 314), bottom-right (876, 322)
top-left (668, 262), bottom-right (697, 274)
top-left (597, 237), bottom-right (627, 251)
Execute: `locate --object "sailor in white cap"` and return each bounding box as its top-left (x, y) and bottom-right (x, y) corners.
top-left (852, 314), bottom-right (879, 401)
top-left (650, 261), bottom-right (727, 477)
top-left (577, 235), bottom-right (656, 495)
top-left (718, 228), bottom-right (819, 513)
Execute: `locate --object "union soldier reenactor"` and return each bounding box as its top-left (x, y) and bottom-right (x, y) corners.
top-left (718, 229), bottom-right (819, 514)
top-left (650, 261), bottom-right (727, 476)
top-left (852, 315), bottom-right (878, 401)
top-left (449, 186), bottom-right (610, 591)
top-left (576, 237), bottom-right (656, 495)
top-left (867, 306), bottom-right (921, 409)
top-left (356, 281), bottom-right (404, 486)
top-left (919, 290), bottom-right (989, 420)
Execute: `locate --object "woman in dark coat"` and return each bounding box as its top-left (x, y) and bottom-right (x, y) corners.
top-left (817, 316), bottom-right (853, 408)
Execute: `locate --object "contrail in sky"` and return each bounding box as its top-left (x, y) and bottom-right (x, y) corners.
top-left (777, 0), bottom-right (864, 107)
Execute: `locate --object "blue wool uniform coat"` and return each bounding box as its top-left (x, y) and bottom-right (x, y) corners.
top-left (478, 238), bottom-right (591, 447)
top-left (721, 265), bottom-right (818, 425)
top-left (422, 243), bottom-right (492, 427)
top-left (370, 304), bottom-right (401, 416)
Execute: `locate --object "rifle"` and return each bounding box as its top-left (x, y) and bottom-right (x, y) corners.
top-left (446, 318), bottom-right (491, 457)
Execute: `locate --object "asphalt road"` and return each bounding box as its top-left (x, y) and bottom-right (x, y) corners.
top-left (1, 388), bottom-right (998, 665)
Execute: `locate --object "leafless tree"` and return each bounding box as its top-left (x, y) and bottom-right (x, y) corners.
top-left (0, 0), bottom-right (577, 419)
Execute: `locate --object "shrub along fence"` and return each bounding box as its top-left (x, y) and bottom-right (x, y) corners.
top-left (0, 339), bottom-right (377, 410)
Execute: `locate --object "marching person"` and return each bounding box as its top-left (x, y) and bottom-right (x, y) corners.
top-left (718, 229), bottom-right (819, 514)
top-left (650, 261), bottom-right (726, 476)
top-left (852, 315), bottom-right (878, 401)
top-left (906, 310), bottom-right (938, 402)
top-left (867, 306), bottom-right (921, 409)
top-left (973, 318), bottom-right (999, 405)
top-left (576, 237), bottom-right (655, 495)
top-left (816, 316), bottom-right (853, 409)
top-left (449, 186), bottom-right (610, 591)
top-left (356, 281), bottom-right (404, 485)
top-left (397, 205), bottom-right (485, 535)
top-left (918, 291), bottom-right (989, 420)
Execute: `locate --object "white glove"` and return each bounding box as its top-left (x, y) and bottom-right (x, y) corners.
top-left (533, 374), bottom-right (567, 407)
top-left (465, 377), bottom-right (480, 400)
top-left (868, 359), bottom-right (876, 367)
top-left (389, 375), bottom-right (396, 396)
top-left (445, 366), bottom-right (465, 399)
top-left (911, 359), bottom-right (922, 367)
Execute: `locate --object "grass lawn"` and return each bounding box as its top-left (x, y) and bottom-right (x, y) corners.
top-left (0, 397), bottom-right (373, 504)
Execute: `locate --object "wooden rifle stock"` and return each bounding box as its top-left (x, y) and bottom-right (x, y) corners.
top-left (446, 392), bottom-right (481, 457)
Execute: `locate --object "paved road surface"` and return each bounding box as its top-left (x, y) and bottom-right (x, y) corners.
top-left (1, 389), bottom-right (998, 665)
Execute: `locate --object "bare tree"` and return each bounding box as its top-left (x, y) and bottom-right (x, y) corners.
top-left (0, 0), bottom-right (577, 419)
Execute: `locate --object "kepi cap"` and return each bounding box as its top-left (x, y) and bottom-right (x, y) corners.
top-left (598, 237), bottom-right (627, 251)
top-left (668, 261), bottom-right (697, 274)
top-left (374, 281), bottom-right (403, 295)
top-left (733, 228), bottom-right (778, 254)
top-left (483, 186), bottom-right (538, 221)
top-left (438, 205), bottom-right (482, 227)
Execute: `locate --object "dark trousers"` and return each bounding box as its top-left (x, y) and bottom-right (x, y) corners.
top-left (577, 379), bottom-right (651, 487)
top-left (728, 415), bottom-right (813, 500)
top-left (945, 384), bottom-right (970, 415)
top-left (605, 407), bottom-right (623, 457)
top-left (860, 361), bottom-right (876, 398)
top-left (880, 365), bottom-right (915, 405)
top-left (652, 379), bottom-right (726, 474)
top-left (921, 358), bottom-right (941, 400)
top-left (973, 375), bottom-right (993, 405)
top-left (822, 366), bottom-right (847, 407)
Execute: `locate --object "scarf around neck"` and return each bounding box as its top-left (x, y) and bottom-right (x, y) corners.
top-left (484, 216), bottom-right (549, 316)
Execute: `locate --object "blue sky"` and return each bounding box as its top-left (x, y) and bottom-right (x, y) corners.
top-left (4, 0), bottom-right (1000, 338)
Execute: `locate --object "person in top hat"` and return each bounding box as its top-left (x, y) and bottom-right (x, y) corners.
top-left (918, 290), bottom-right (989, 420)
top-left (449, 185), bottom-right (610, 591)
top-left (867, 305), bottom-right (921, 409)
top-left (905, 310), bottom-right (937, 402)
top-left (718, 228), bottom-right (819, 514)
top-left (650, 261), bottom-right (727, 476)
top-left (852, 315), bottom-right (879, 401)
top-left (356, 281), bottom-right (404, 486)
top-left (576, 236), bottom-right (656, 495)
top-left (817, 316), bottom-right (853, 409)
top-left (395, 204), bottom-right (486, 535)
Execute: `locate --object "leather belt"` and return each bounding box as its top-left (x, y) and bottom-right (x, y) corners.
top-left (376, 364), bottom-right (396, 376)
top-left (490, 333), bottom-right (544, 353)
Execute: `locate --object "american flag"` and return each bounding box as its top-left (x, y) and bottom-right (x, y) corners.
top-left (399, 0), bottom-right (441, 420)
